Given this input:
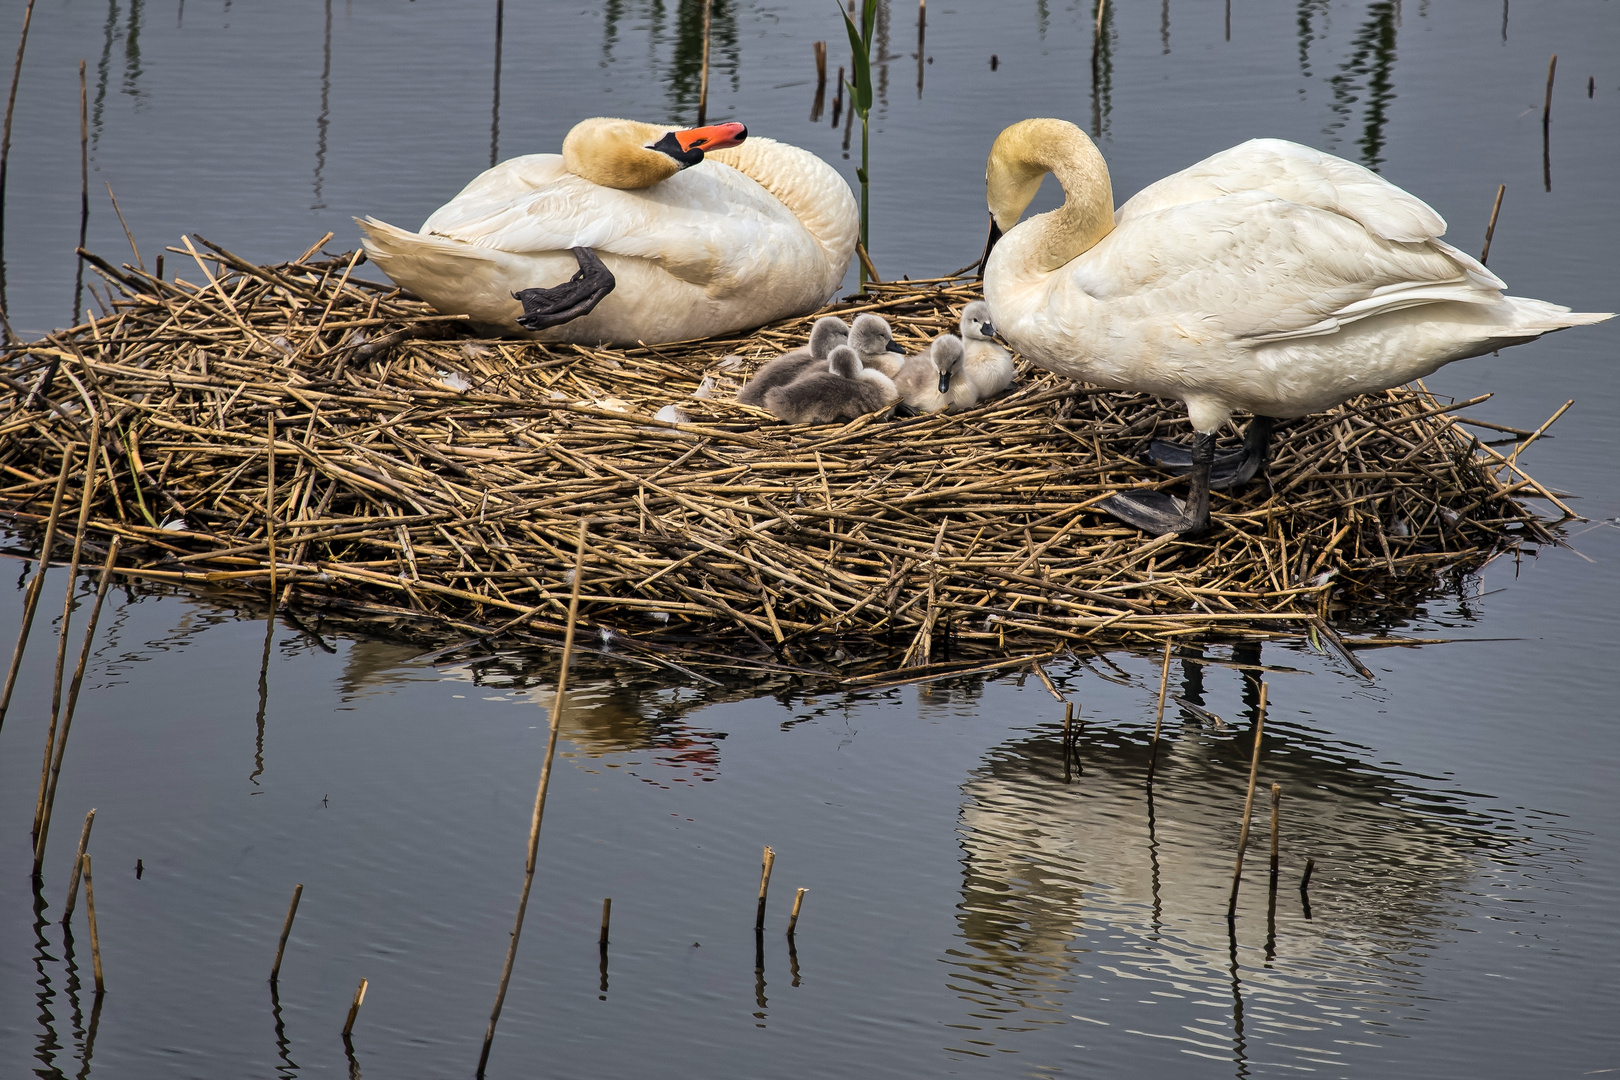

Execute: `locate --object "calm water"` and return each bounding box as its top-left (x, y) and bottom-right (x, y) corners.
top-left (2, 1), bottom-right (1618, 1077)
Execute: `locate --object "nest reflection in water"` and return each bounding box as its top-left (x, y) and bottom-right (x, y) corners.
top-left (0, 239), bottom-right (1572, 674)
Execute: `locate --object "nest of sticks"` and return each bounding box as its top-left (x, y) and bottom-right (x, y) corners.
top-left (0, 236), bottom-right (1575, 678)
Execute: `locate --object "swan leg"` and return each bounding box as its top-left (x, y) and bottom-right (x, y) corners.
top-left (1099, 433), bottom-right (1215, 535)
top-left (1145, 416), bottom-right (1274, 491)
top-left (512, 247), bottom-right (617, 331)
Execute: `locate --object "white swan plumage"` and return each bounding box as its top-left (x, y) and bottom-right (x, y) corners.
top-left (981, 119), bottom-right (1613, 532)
top-left (358, 118), bottom-right (858, 345)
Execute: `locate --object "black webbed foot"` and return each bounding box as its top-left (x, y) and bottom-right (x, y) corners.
top-left (1144, 417), bottom-right (1274, 491)
top-left (1098, 490), bottom-right (1208, 536)
top-left (513, 247), bottom-right (616, 331)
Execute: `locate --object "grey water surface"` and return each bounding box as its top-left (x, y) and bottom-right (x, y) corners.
top-left (2, 2), bottom-right (1618, 1078)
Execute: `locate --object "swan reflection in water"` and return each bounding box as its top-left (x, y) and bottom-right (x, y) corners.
top-left (938, 644), bottom-right (1524, 1073)
top-left (335, 638), bottom-right (784, 784)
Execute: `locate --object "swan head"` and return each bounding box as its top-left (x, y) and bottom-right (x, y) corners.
top-left (808, 316), bottom-right (851, 358)
top-left (827, 344), bottom-right (862, 379)
top-left (930, 334), bottom-right (965, 394)
top-left (849, 314), bottom-right (906, 359)
top-left (984, 118), bottom-right (1114, 272)
top-left (960, 300), bottom-right (997, 342)
top-left (563, 118), bottom-right (749, 190)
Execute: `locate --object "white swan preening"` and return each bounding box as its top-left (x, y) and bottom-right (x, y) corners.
top-left (359, 117), bottom-right (859, 345)
top-left (981, 119), bottom-right (1614, 534)
top-left (762, 345), bottom-right (899, 424)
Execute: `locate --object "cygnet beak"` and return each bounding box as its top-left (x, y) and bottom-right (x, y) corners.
top-left (980, 320), bottom-right (997, 338)
top-left (937, 369), bottom-right (953, 394)
top-left (885, 340), bottom-right (906, 354)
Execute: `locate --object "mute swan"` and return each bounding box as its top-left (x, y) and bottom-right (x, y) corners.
top-left (951, 300), bottom-right (1015, 409)
top-left (847, 313), bottom-right (909, 376)
top-left (981, 119), bottom-right (1614, 535)
top-left (359, 117), bottom-right (859, 345)
top-left (763, 345), bottom-right (899, 424)
top-left (737, 317), bottom-right (851, 407)
top-left (892, 334), bottom-right (965, 413)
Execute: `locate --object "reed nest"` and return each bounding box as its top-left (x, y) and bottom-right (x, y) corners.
top-left (0, 236), bottom-right (1574, 679)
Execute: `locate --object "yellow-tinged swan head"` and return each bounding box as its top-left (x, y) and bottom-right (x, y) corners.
top-left (562, 117), bottom-right (748, 190)
top-left (984, 118), bottom-right (1114, 273)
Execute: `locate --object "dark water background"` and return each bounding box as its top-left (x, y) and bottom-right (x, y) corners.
top-left (2, 1), bottom-right (1618, 1077)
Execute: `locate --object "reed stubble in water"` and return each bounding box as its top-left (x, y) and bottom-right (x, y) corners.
top-left (34, 422), bottom-right (103, 847)
top-left (476, 521), bottom-right (588, 1078)
top-left (33, 537), bottom-right (122, 878)
top-left (271, 883), bottom-right (304, 983)
top-left (787, 887), bottom-right (807, 936)
top-left (1482, 183), bottom-right (1506, 265)
top-left (61, 807), bottom-right (96, 924)
top-left (72, 60), bottom-right (88, 326)
top-left (1146, 641), bottom-right (1173, 782)
top-left (0, 0), bottom-right (40, 335)
top-left (1226, 681), bottom-right (1268, 921)
top-left (0, 449), bottom-right (71, 736)
top-left (755, 846), bottom-right (776, 930)
top-left (598, 897), bottom-right (611, 946)
top-left (82, 852), bottom-right (104, 993)
top-left (342, 977), bottom-right (368, 1036)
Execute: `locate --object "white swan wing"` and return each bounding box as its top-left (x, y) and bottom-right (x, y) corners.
top-left (1080, 191), bottom-right (1504, 345)
top-left (1116, 138), bottom-right (1449, 246)
top-left (417, 154), bottom-right (822, 293)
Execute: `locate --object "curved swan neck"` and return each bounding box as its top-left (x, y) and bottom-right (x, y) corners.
top-left (562, 118), bottom-right (682, 189)
top-left (986, 118), bottom-right (1114, 274)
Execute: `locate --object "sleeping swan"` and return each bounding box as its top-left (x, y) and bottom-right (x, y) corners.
top-left (980, 119), bottom-right (1613, 534)
top-left (359, 117), bottom-right (858, 346)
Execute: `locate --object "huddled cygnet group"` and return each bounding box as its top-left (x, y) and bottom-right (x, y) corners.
top-left (733, 301), bottom-right (1016, 425)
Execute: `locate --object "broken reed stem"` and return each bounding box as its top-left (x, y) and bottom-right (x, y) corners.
top-left (477, 519), bottom-right (588, 1079)
top-left (0, 449), bottom-right (72, 736)
top-left (72, 59), bottom-right (87, 326)
top-left (787, 887), bottom-right (807, 936)
top-left (598, 897), bottom-right (611, 947)
top-left (61, 806), bottom-right (96, 924)
top-left (82, 852), bottom-right (104, 993)
top-left (36, 421), bottom-right (102, 844)
top-left (1062, 699), bottom-right (1073, 746)
top-left (270, 883), bottom-right (304, 983)
top-left (0, 0), bottom-right (40, 300)
top-left (755, 845), bottom-right (776, 930)
top-left (33, 537), bottom-right (122, 878)
top-left (696, 0), bottom-right (713, 125)
top-left (1481, 183), bottom-right (1505, 265)
top-left (1145, 641), bottom-right (1173, 781)
top-left (1300, 857), bottom-right (1315, 894)
top-left (1543, 53), bottom-right (1557, 128)
top-left (1225, 680), bottom-right (1268, 921)
top-left (342, 977), bottom-right (368, 1036)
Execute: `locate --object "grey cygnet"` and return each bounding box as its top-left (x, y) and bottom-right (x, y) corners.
top-left (762, 344), bottom-right (900, 424)
top-left (737, 316), bottom-right (850, 407)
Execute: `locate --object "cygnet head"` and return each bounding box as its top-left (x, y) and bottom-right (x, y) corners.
top-left (960, 300), bottom-right (997, 342)
top-left (827, 344), bottom-right (862, 379)
top-left (930, 335), bottom-right (965, 394)
top-left (808, 316), bottom-right (851, 358)
top-left (849, 314), bottom-right (906, 359)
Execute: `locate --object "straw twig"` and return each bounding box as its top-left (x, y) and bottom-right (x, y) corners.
top-left (1226, 681), bottom-right (1268, 920)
